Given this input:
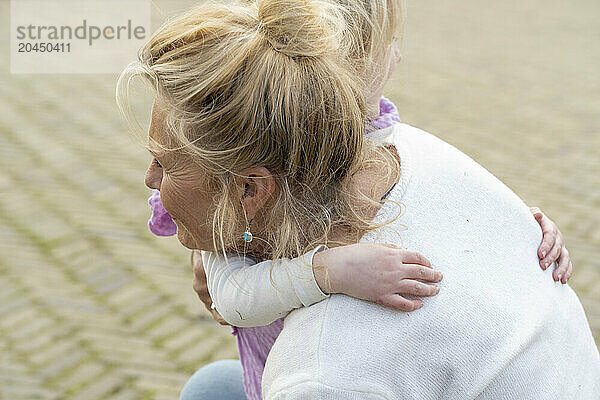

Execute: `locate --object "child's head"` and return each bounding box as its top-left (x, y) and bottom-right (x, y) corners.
top-left (117, 0), bottom-right (404, 260)
top-left (336, 0), bottom-right (405, 118)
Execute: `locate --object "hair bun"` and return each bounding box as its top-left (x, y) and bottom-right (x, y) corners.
top-left (257, 0), bottom-right (349, 58)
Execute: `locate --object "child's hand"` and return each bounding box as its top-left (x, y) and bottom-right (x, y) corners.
top-left (530, 206), bottom-right (573, 284)
top-left (312, 243), bottom-right (442, 312)
top-left (191, 250), bottom-right (229, 326)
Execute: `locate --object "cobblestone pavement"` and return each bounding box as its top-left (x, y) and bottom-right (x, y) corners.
top-left (1, 0), bottom-right (598, 398)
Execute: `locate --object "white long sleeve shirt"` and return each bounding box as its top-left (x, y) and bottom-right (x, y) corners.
top-left (258, 123), bottom-right (600, 399)
top-left (201, 245), bottom-right (329, 327)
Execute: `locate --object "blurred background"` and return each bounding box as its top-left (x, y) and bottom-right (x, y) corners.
top-left (0, 0), bottom-right (598, 398)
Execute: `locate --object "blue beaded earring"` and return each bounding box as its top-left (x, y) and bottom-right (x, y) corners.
top-left (242, 218), bottom-right (254, 243)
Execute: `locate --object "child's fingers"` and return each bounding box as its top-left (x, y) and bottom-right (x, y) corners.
top-left (554, 250), bottom-right (570, 283)
top-left (552, 254), bottom-right (569, 282)
top-left (400, 250), bottom-right (432, 268)
top-left (532, 209), bottom-right (556, 259)
top-left (401, 264), bottom-right (443, 283)
top-left (397, 279), bottom-right (440, 297)
top-left (376, 295), bottom-right (423, 312)
top-left (540, 241), bottom-right (562, 271)
top-left (535, 214), bottom-right (556, 261)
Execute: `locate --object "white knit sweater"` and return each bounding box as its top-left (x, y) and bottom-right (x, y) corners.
top-left (257, 123), bottom-right (600, 399)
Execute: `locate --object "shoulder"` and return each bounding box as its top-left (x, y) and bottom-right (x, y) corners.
top-left (382, 122), bottom-right (487, 177)
top-left (366, 122), bottom-right (456, 167)
top-left (390, 123), bottom-right (456, 153)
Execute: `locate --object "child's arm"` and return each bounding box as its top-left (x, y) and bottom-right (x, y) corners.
top-left (200, 243), bottom-right (442, 327)
top-left (201, 246), bottom-right (330, 327)
top-left (196, 206), bottom-right (570, 328)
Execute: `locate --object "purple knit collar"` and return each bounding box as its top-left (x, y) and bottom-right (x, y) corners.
top-left (366, 95), bottom-right (402, 133)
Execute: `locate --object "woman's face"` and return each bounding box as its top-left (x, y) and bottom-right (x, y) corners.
top-left (366, 41), bottom-right (402, 119)
top-left (144, 99), bottom-right (217, 251)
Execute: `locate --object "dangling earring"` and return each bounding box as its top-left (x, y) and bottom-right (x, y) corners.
top-left (242, 218), bottom-right (254, 243)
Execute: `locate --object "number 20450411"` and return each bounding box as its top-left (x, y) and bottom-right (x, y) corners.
top-left (18, 42), bottom-right (71, 53)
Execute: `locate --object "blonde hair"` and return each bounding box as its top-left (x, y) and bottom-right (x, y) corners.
top-left (116, 0), bottom-right (406, 267)
top-left (334, 0), bottom-right (405, 91)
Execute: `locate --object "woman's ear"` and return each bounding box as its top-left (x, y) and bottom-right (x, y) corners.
top-left (237, 166), bottom-right (276, 219)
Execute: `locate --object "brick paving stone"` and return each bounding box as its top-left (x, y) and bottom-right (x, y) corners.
top-left (11, 325), bottom-right (72, 355)
top-left (68, 372), bottom-right (126, 400)
top-left (49, 237), bottom-right (95, 261)
top-left (105, 283), bottom-right (150, 307)
top-left (81, 336), bottom-right (175, 370)
top-left (0, 359), bottom-right (28, 375)
top-left (0, 297), bottom-right (31, 317)
top-left (40, 297), bottom-right (105, 316)
top-left (94, 275), bottom-right (133, 296)
top-left (119, 294), bottom-right (163, 319)
top-left (81, 267), bottom-right (120, 286)
top-left (0, 353), bottom-right (59, 399)
top-left (28, 339), bottom-right (82, 368)
top-left (175, 333), bottom-right (224, 365)
top-left (56, 313), bottom-right (124, 334)
top-left (120, 366), bottom-right (189, 382)
top-left (121, 367), bottom-right (189, 396)
top-left (0, 307), bottom-right (38, 330)
top-left (0, 386), bottom-right (59, 400)
top-left (145, 315), bottom-right (192, 342)
top-left (4, 316), bottom-right (54, 341)
top-left (0, 283), bottom-right (20, 304)
top-left (36, 349), bottom-right (89, 380)
top-left (56, 362), bottom-right (106, 391)
top-left (152, 393), bottom-right (183, 400)
top-left (79, 329), bottom-right (154, 349)
top-left (102, 354), bottom-right (178, 373)
top-left (104, 387), bottom-right (147, 400)
top-left (0, 371), bottom-right (43, 388)
top-left (162, 327), bottom-right (209, 353)
top-left (135, 378), bottom-right (182, 398)
top-left (127, 302), bottom-right (174, 332)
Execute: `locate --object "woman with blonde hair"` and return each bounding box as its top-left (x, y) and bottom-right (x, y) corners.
top-left (117, 0), bottom-right (599, 398)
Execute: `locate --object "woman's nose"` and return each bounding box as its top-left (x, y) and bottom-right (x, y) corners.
top-left (145, 160), bottom-right (162, 190)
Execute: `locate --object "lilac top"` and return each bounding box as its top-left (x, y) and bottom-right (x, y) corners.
top-left (147, 190), bottom-right (177, 236)
top-left (366, 96), bottom-right (403, 132)
top-left (147, 96), bottom-right (402, 399)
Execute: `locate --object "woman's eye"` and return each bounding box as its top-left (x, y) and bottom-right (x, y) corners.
top-left (153, 159), bottom-right (162, 168)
